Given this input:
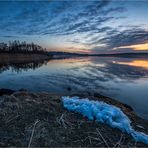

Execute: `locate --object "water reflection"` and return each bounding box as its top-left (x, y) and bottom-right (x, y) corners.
top-left (113, 60), bottom-right (148, 69)
top-left (0, 56), bottom-right (148, 119)
top-left (0, 60), bottom-right (48, 73)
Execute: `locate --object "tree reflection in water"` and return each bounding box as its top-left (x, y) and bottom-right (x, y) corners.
top-left (0, 59), bottom-right (48, 73)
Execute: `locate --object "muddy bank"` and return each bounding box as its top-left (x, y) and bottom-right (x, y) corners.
top-left (0, 90), bottom-right (147, 147)
top-left (0, 53), bottom-right (50, 64)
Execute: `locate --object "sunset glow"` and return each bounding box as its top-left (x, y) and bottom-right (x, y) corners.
top-left (114, 60), bottom-right (148, 68)
top-left (115, 43), bottom-right (148, 51)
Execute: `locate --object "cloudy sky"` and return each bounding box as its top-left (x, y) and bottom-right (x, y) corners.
top-left (0, 0), bottom-right (148, 53)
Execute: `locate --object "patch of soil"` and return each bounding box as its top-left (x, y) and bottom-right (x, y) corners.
top-left (0, 91), bottom-right (147, 147)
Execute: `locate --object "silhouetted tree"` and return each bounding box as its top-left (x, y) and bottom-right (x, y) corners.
top-left (0, 40), bottom-right (47, 54)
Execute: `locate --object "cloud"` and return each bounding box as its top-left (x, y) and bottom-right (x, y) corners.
top-left (0, 0), bottom-right (124, 36)
top-left (0, 0), bottom-right (147, 53)
top-left (90, 27), bottom-right (148, 53)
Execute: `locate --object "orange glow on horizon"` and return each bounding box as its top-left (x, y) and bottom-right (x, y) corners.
top-left (114, 43), bottom-right (148, 51)
top-left (47, 46), bottom-right (91, 54)
top-left (114, 60), bottom-right (148, 68)
top-left (57, 49), bottom-right (91, 54)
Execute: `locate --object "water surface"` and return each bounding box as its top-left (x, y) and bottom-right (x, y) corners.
top-left (0, 57), bottom-right (148, 119)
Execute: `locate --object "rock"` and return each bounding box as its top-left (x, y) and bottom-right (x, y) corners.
top-left (93, 92), bottom-right (107, 98)
top-left (123, 103), bottom-right (133, 111)
top-left (0, 88), bottom-right (15, 96)
top-left (67, 87), bottom-right (72, 91)
top-left (19, 88), bottom-right (27, 92)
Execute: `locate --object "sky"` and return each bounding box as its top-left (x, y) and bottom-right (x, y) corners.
top-left (0, 0), bottom-right (148, 54)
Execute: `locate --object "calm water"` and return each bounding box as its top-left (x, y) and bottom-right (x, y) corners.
top-left (0, 57), bottom-right (148, 119)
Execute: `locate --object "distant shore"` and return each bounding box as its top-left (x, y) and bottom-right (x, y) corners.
top-left (0, 53), bottom-right (51, 64)
top-left (0, 89), bottom-right (147, 147)
top-left (49, 51), bottom-right (148, 59)
top-left (1, 52), bottom-right (148, 65)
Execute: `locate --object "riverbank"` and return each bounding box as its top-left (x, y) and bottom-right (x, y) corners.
top-left (0, 53), bottom-right (50, 64)
top-left (0, 90), bottom-right (147, 147)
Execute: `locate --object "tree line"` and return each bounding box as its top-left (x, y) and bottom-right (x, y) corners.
top-left (0, 40), bottom-right (47, 54)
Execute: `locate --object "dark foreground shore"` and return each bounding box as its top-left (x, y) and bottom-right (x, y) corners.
top-left (0, 90), bottom-right (147, 147)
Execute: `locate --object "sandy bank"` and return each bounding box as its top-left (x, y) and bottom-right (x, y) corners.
top-left (0, 91), bottom-right (147, 147)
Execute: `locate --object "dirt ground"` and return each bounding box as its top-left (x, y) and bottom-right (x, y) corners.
top-left (0, 91), bottom-right (147, 147)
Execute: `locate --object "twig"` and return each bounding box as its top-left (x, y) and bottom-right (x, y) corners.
top-left (77, 120), bottom-right (83, 128)
top-left (134, 141), bottom-right (137, 147)
top-left (28, 119), bottom-right (40, 148)
top-left (57, 114), bottom-right (67, 128)
top-left (86, 136), bottom-right (101, 144)
top-left (96, 128), bottom-right (109, 148)
top-left (114, 134), bottom-right (123, 148)
top-left (57, 113), bottom-right (74, 128)
top-left (6, 115), bottom-right (19, 124)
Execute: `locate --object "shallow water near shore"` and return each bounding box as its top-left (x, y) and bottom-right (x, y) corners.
top-left (0, 56), bottom-right (148, 119)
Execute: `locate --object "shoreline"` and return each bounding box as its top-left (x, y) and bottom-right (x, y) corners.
top-left (0, 89), bottom-right (147, 147)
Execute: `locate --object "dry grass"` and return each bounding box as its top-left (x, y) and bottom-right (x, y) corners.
top-left (0, 91), bottom-right (147, 147)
